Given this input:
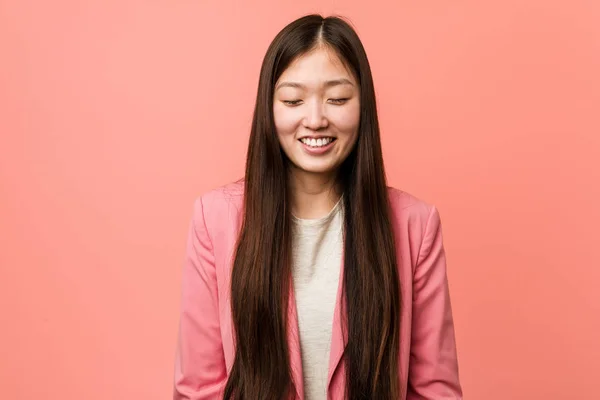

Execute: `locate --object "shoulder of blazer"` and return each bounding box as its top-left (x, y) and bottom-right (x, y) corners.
top-left (196, 179), bottom-right (244, 212)
top-left (387, 185), bottom-right (436, 222)
top-left (194, 181), bottom-right (437, 246)
top-left (386, 185), bottom-right (440, 256)
top-left (191, 180), bottom-right (245, 239)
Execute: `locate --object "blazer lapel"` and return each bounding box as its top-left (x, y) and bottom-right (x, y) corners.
top-left (288, 239), bottom-right (347, 398)
top-left (287, 281), bottom-right (304, 399)
top-left (327, 251), bottom-right (347, 391)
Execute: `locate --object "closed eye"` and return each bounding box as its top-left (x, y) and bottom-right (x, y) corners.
top-left (282, 100), bottom-right (302, 106)
top-left (328, 98), bottom-right (348, 105)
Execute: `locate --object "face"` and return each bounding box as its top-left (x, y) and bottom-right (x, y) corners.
top-left (273, 46), bottom-right (360, 177)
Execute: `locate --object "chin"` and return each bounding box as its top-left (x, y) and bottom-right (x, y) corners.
top-left (296, 163), bottom-right (336, 175)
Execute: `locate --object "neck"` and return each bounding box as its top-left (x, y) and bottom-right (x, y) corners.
top-left (288, 168), bottom-right (342, 219)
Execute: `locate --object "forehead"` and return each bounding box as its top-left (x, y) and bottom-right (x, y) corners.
top-left (277, 47), bottom-right (356, 85)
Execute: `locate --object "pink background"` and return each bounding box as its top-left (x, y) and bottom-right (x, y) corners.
top-left (1, 1), bottom-right (599, 398)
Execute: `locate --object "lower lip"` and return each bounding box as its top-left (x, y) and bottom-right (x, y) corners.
top-left (299, 139), bottom-right (336, 155)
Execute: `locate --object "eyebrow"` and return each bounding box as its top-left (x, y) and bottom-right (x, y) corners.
top-left (275, 78), bottom-right (355, 91)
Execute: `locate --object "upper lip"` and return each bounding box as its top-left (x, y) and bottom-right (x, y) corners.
top-left (298, 135), bottom-right (336, 140)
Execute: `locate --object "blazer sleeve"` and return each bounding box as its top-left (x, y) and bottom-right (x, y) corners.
top-left (173, 196), bottom-right (228, 400)
top-left (407, 205), bottom-right (463, 399)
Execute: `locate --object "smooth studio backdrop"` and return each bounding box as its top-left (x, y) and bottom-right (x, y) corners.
top-left (1, 1), bottom-right (599, 399)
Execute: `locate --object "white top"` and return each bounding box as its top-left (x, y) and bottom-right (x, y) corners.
top-left (291, 196), bottom-right (344, 400)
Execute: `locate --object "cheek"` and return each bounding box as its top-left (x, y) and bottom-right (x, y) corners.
top-left (331, 103), bottom-right (361, 134)
top-left (273, 104), bottom-right (301, 136)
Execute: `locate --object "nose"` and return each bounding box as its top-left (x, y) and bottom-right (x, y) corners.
top-left (302, 100), bottom-right (329, 131)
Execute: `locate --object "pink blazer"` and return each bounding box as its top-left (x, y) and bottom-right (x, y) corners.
top-left (174, 181), bottom-right (462, 399)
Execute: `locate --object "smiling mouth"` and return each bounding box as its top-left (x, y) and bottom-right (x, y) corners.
top-left (298, 137), bottom-right (336, 148)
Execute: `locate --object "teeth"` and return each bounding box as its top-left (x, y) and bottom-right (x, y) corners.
top-left (301, 137), bottom-right (334, 147)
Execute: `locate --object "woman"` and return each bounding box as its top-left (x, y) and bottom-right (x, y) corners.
top-left (174, 14), bottom-right (462, 400)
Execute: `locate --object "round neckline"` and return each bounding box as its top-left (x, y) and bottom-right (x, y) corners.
top-left (292, 195), bottom-right (344, 227)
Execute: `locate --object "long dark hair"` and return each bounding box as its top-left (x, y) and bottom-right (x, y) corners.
top-left (224, 14), bottom-right (401, 400)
